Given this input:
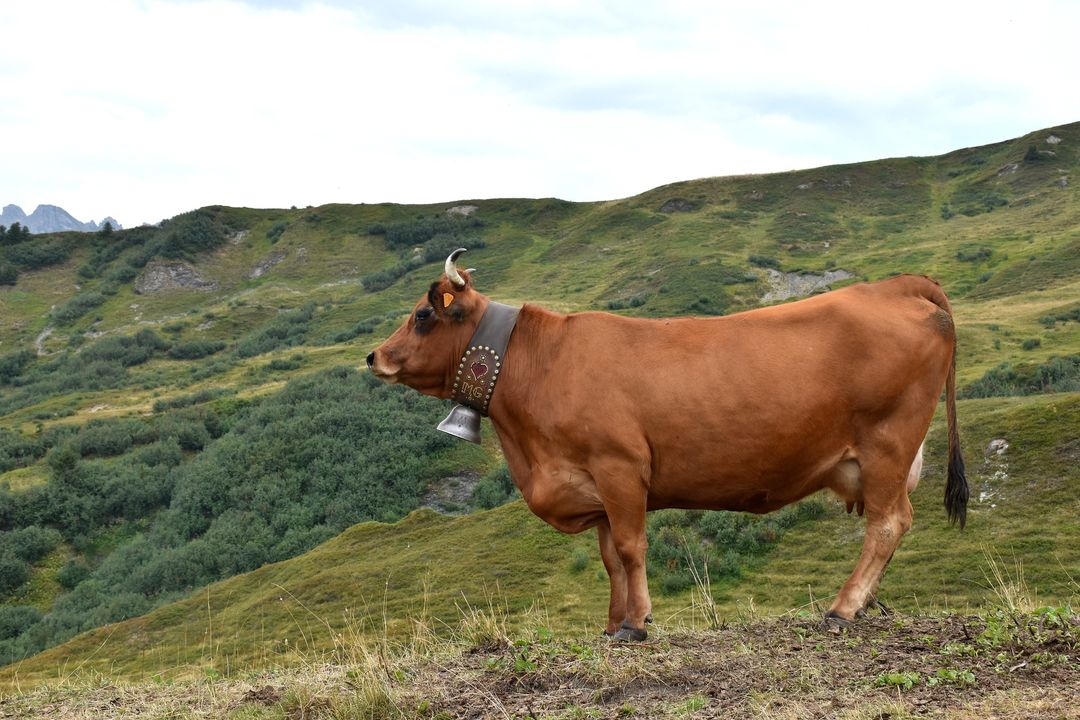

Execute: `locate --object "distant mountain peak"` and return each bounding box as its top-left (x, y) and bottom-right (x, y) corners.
top-left (0, 203), bottom-right (122, 233)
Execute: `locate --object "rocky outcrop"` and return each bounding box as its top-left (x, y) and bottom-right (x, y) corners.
top-left (0, 204), bottom-right (123, 233)
top-left (446, 205), bottom-right (478, 216)
top-left (659, 198), bottom-right (700, 213)
top-left (134, 261), bottom-right (217, 294)
top-left (248, 251), bottom-right (287, 279)
top-left (761, 268), bottom-right (855, 302)
top-left (420, 471), bottom-right (481, 515)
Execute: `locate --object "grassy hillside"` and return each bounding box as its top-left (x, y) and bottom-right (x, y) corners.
top-left (1, 391), bottom-right (1076, 688)
top-left (0, 122), bottom-right (1078, 689)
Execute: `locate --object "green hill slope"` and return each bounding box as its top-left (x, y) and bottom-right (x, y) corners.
top-left (0, 122), bottom-right (1078, 686)
top-left (1, 391), bottom-right (1076, 688)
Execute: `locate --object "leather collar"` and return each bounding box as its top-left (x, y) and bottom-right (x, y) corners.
top-left (449, 302), bottom-right (519, 416)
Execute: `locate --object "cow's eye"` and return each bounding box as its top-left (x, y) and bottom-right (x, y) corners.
top-left (415, 307), bottom-right (433, 322)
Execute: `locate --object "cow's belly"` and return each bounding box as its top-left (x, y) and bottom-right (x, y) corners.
top-left (642, 430), bottom-right (851, 514)
top-left (646, 466), bottom-right (826, 513)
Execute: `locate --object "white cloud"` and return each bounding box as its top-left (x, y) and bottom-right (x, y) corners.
top-left (1, 0), bottom-right (1078, 227)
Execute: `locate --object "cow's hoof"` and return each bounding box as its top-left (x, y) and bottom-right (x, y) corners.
top-left (820, 611), bottom-right (852, 634)
top-left (602, 629), bottom-right (616, 638)
top-left (612, 623), bottom-right (648, 643)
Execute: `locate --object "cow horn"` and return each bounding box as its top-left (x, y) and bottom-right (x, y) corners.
top-left (445, 248), bottom-right (468, 288)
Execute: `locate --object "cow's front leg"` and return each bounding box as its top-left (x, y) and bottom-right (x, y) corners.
top-left (597, 519), bottom-right (627, 636)
top-left (608, 511), bottom-right (650, 641)
top-left (594, 464), bottom-right (652, 641)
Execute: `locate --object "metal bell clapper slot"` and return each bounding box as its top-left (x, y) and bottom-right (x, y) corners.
top-left (437, 403), bottom-right (483, 444)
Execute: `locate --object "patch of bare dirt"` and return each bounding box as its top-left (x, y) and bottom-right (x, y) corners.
top-left (1, 614), bottom-right (1074, 718)
top-left (408, 614), bottom-right (1079, 718)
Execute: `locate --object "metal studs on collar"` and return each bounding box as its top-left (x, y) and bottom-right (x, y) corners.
top-left (449, 345), bottom-right (503, 415)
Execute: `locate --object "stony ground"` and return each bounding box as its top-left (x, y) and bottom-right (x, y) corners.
top-left (1, 612), bottom-right (1076, 719)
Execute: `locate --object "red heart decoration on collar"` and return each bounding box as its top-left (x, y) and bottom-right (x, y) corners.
top-left (470, 361), bottom-right (489, 380)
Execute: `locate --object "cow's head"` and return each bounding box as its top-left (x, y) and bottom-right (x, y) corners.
top-left (366, 248), bottom-right (488, 397)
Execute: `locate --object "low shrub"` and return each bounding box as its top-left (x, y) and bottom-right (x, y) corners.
top-left (960, 355), bottom-right (1080, 398)
top-left (748, 254), bottom-right (780, 270)
top-left (472, 465), bottom-right (517, 509)
top-left (167, 339), bottom-right (226, 360)
top-left (52, 292), bottom-right (107, 325)
top-left (647, 500), bottom-right (827, 595)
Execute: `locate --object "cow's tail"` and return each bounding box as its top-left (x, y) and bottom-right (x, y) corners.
top-left (924, 278), bottom-right (969, 528)
top-left (943, 346), bottom-right (968, 528)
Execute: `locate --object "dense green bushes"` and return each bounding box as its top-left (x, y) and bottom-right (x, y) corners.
top-left (266, 221), bottom-right (288, 243)
top-left (960, 355), bottom-right (1080, 398)
top-left (56, 559), bottom-right (90, 589)
top-left (52, 292), bottom-right (107, 324)
top-left (0, 367), bottom-right (455, 664)
top-left (234, 304), bottom-right (314, 358)
top-left (0, 330), bottom-right (170, 415)
top-left (748, 254), bottom-right (781, 270)
top-left (139, 209), bottom-right (228, 263)
top-left (78, 225), bottom-right (156, 278)
top-left (0, 606), bottom-right (40, 641)
top-left (2, 236), bottom-right (71, 270)
top-left (361, 259), bottom-right (423, 292)
top-left (167, 339), bottom-right (226, 360)
top-left (369, 214), bottom-right (485, 249)
top-left (0, 427), bottom-right (44, 472)
top-left (471, 465), bottom-right (517, 509)
top-left (0, 526), bottom-right (62, 598)
top-left (0, 350), bottom-right (32, 386)
top-left (0, 526), bottom-right (61, 564)
top-left (0, 558), bottom-right (29, 595)
top-left (323, 311), bottom-right (401, 344)
top-left (0, 228), bottom-right (73, 284)
top-left (362, 214), bottom-right (487, 292)
top-left (361, 234), bottom-right (488, 292)
top-left (949, 185), bottom-right (1008, 217)
top-left (646, 500), bottom-right (827, 595)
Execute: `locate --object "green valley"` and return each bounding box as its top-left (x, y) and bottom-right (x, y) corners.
top-left (0, 122), bottom-right (1077, 710)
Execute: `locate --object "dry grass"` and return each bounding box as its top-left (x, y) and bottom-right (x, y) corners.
top-left (2, 606), bottom-right (1076, 719)
top-left (981, 548), bottom-right (1040, 615)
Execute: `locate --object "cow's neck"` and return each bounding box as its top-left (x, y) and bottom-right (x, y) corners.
top-left (485, 303), bottom-right (565, 443)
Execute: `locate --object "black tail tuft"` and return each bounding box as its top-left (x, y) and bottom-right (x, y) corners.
top-left (945, 438), bottom-right (968, 528)
top-left (926, 281), bottom-right (968, 530)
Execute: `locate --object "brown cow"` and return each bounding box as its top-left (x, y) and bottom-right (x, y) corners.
top-left (368, 250), bottom-right (968, 641)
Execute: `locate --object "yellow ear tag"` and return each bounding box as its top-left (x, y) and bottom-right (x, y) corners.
top-left (442, 292), bottom-right (455, 308)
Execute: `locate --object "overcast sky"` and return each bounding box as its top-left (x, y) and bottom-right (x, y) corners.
top-left (2, 0), bottom-right (1078, 228)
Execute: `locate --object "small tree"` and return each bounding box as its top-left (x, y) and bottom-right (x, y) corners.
top-left (56, 559), bottom-right (92, 590)
top-left (0, 557), bottom-right (30, 595)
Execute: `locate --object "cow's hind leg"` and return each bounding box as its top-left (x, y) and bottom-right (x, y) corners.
top-left (825, 455), bottom-right (914, 628)
top-left (597, 519), bottom-right (628, 637)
